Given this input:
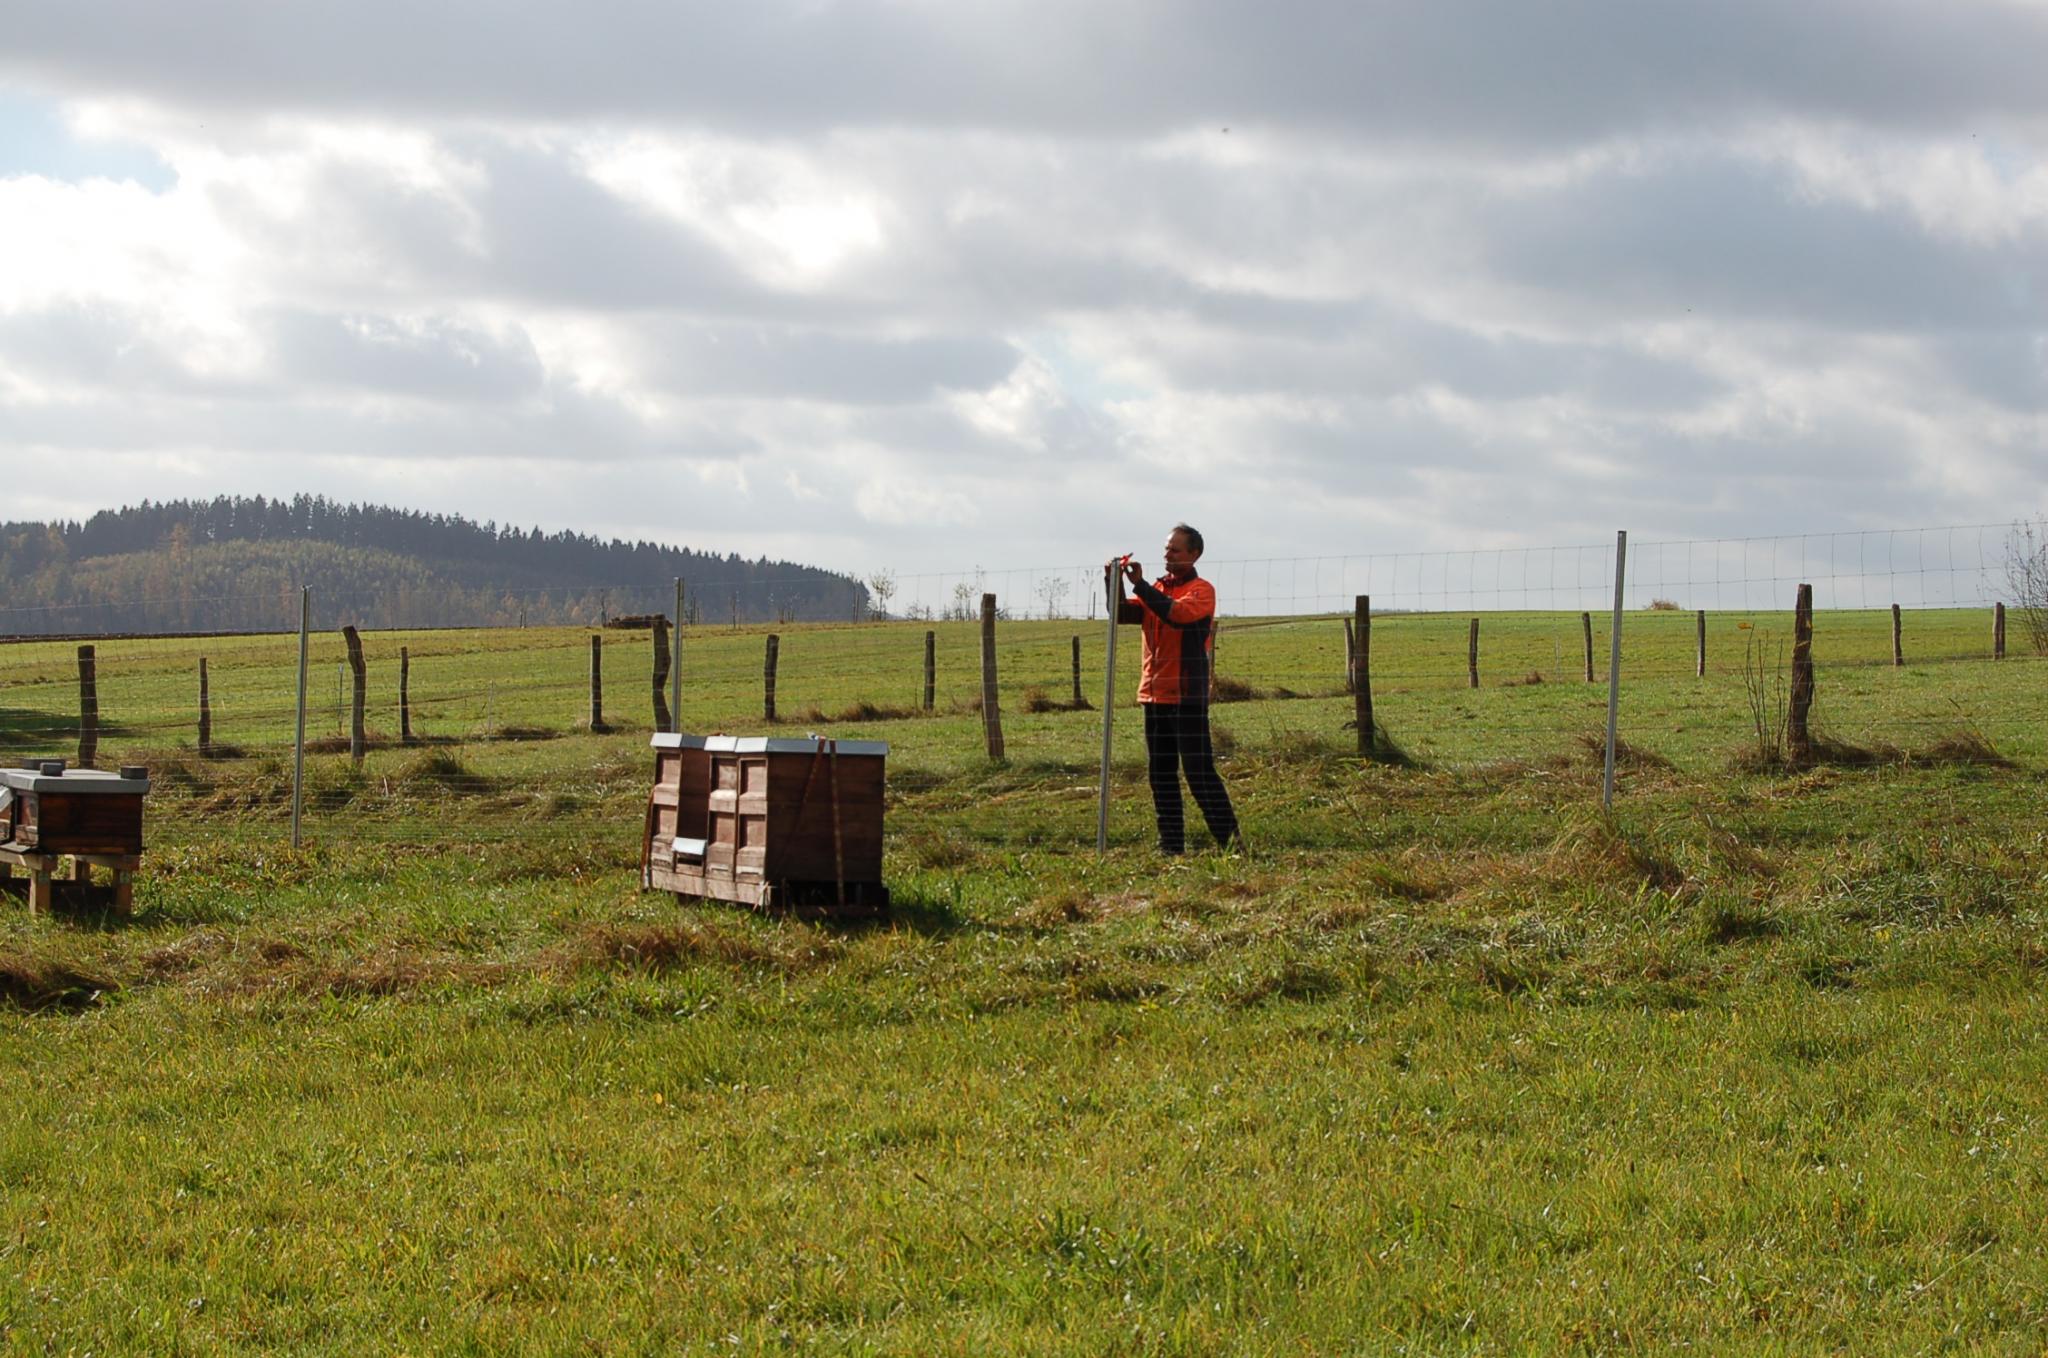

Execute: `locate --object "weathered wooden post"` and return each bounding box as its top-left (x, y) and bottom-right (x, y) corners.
top-left (342, 624), bottom-right (367, 765)
top-left (652, 616), bottom-right (673, 733)
top-left (1071, 635), bottom-right (1083, 708)
top-left (764, 634), bottom-right (780, 722)
top-left (1581, 611), bottom-right (1594, 683)
top-left (77, 645), bottom-right (98, 769)
top-left (399, 646), bottom-right (413, 745)
top-left (1696, 610), bottom-right (1707, 678)
top-left (1468, 618), bottom-right (1480, 689)
top-left (198, 657), bottom-right (213, 757)
top-left (1788, 583), bottom-right (1815, 761)
top-left (980, 594), bottom-right (1004, 759)
top-left (1995, 603), bottom-right (2006, 660)
top-left (1354, 595), bottom-right (1374, 756)
top-left (1891, 604), bottom-right (1903, 667)
top-left (1344, 616), bottom-right (1356, 692)
top-left (923, 630), bottom-right (936, 711)
top-left (589, 634), bottom-right (609, 733)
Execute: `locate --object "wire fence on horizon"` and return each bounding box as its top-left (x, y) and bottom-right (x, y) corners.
top-left (1, 521), bottom-right (2042, 852)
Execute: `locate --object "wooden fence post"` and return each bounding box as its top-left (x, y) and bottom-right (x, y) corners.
top-left (1354, 595), bottom-right (1374, 756)
top-left (1788, 583), bottom-right (1814, 761)
top-left (1467, 618), bottom-right (1480, 689)
top-left (1071, 636), bottom-right (1083, 708)
top-left (1995, 602), bottom-right (2006, 660)
top-left (198, 657), bottom-right (213, 757)
top-left (399, 647), bottom-right (414, 745)
top-left (923, 630), bottom-right (936, 711)
top-left (764, 634), bottom-right (780, 722)
top-left (1891, 604), bottom-right (1902, 667)
top-left (1696, 610), bottom-right (1707, 678)
top-left (589, 634), bottom-right (609, 733)
top-left (77, 645), bottom-right (98, 769)
top-left (342, 625), bottom-right (367, 765)
top-left (1581, 612), bottom-right (1594, 683)
top-left (1344, 617), bottom-right (1356, 692)
top-left (652, 616), bottom-right (673, 733)
top-left (980, 594), bottom-right (1005, 759)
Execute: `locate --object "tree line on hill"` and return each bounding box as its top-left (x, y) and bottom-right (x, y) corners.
top-left (0, 495), bottom-right (868, 635)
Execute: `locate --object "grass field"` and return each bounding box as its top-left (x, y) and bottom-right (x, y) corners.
top-left (2, 609), bottom-right (2045, 1353)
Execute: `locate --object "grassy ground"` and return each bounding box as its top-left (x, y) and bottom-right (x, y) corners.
top-left (1, 613), bottom-right (2045, 1352)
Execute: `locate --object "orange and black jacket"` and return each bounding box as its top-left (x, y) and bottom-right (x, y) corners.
top-left (1117, 571), bottom-right (1217, 706)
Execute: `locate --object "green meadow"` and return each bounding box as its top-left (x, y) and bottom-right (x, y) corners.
top-left (2, 606), bottom-right (2045, 1353)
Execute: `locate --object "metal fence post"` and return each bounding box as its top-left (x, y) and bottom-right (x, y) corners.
top-left (292, 586), bottom-right (309, 850)
top-left (1601, 532), bottom-right (1627, 813)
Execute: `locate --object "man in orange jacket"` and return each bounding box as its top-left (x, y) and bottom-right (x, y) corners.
top-left (1111, 523), bottom-right (1242, 854)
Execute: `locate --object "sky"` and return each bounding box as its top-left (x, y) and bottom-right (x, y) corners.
top-left (0, 0), bottom-right (2043, 592)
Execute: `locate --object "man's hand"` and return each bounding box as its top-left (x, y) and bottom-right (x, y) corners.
top-left (1121, 559), bottom-right (1144, 587)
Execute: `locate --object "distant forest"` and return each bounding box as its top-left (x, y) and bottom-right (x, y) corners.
top-left (0, 495), bottom-right (867, 635)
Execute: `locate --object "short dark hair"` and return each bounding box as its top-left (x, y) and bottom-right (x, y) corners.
top-left (1172, 523), bottom-right (1204, 557)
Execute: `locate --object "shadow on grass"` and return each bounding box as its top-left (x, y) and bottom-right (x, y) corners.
top-left (0, 710), bottom-right (143, 755)
top-left (1733, 725), bottom-right (2015, 775)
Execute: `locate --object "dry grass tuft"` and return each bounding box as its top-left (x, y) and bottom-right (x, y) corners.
top-left (389, 748), bottom-right (494, 794)
top-left (1913, 729), bottom-right (2013, 768)
top-left (1015, 887), bottom-right (1099, 927)
top-left (1573, 731), bottom-right (1676, 771)
top-left (0, 950), bottom-right (117, 1011)
top-left (304, 729), bottom-right (397, 755)
top-left (1543, 812), bottom-right (1688, 894)
top-left (788, 700), bottom-right (921, 725)
top-left (568, 919), bottom-right (840, 975)
top-left (1211, 675), bottom-right (1261, 703)
top-left (493, 725), bottom-right (560, 742)
top-left (1020, 688), bottom-right (1091, 714)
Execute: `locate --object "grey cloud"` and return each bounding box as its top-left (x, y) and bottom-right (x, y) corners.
top-left (1135, 312), bottom-right (1726, 410)
top-left (0, 301), bottom-right (196, 390)
top-left (6, 1), bottom-right (2046, 145)
top-left (627, 323), bottom-right (1018, 404)
top-left (1490, 154), bottom-right (2046, 333)
top-left (1929, 334), bottom-right (2048, 411)
top-left (269, 311), bottom-right (546, 400)
top-left (0, 377), bottom-right (748, 465)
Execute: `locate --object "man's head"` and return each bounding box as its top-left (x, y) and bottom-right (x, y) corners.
top-left (1163, 523), bottom-right (1204, 578)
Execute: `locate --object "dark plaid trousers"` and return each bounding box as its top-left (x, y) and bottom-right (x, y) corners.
top-left (1142, 701), bottom-right (1239, 853)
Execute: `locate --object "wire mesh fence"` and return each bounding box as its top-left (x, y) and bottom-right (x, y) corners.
top-left (1, 523), bottom-right (2040, 853)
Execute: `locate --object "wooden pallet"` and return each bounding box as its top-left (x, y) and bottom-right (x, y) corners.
top-left (645, 852), bottom-right (890, 920)
top-left (0, 844), bottom-right (140, 915)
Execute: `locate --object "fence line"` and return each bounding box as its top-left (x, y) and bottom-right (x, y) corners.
top-left (1, 521), bottom-right (2042, 849)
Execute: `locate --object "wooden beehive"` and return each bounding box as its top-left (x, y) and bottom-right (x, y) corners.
top-left (1, 760), bottom-right (150, 914)
top-left (642, 734), bottom-right (888, 915)
top-left (0, 762), bottom-right (148, 855)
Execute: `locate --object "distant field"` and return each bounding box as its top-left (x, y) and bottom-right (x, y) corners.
top-left (2, 609), bottom-right (2045, 1352)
